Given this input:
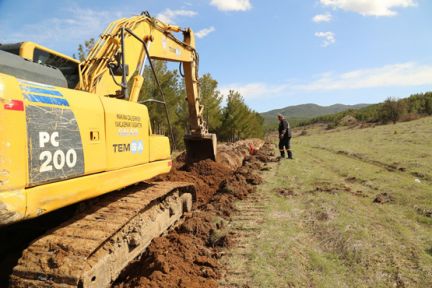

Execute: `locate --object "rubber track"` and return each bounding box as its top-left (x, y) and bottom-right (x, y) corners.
top-left (9, 181), bottom-right (195, 288)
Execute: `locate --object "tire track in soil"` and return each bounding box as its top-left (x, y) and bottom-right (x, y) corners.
top-left (304, 149), bottom-right (381, 192)
top-left (305, 145), bottom-right (428, 196)
top-left (309, 145), bottom-right (432, 183)
top-left (300, 146), bottom-right (432, 287)
top-left (219, 170), bottom-right (273, 287)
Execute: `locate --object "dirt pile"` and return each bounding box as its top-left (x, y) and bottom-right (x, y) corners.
top-left (153, 160), bottom-right (231, 205)
top-left (415, 206), bottom-right (432, 218)
top-left (114, 141), bottom-right (276, 288)
top-left (217, 138), bottom-right (265, 169)
top-left (313, 181), bottom-right (352, 194)
top-left (373, 192), bottom-right (394, 204)
top-left (276, 188), bottom-right (298, 197)
top-left (339, 115), bottom-right (358, 126)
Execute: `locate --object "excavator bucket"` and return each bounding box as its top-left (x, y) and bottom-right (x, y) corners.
top-left (184, 133), bottom-right (217, 163)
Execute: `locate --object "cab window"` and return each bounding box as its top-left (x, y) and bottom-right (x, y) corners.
top-left (33, 48), bottom-right (79, 89)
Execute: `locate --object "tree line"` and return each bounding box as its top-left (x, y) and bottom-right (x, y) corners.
top-left (297, 92), bottom-right (432, 128)
top-left (139, 61), bottom-right (265, 149)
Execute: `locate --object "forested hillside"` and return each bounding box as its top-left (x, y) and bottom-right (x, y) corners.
top-left (298, 93), bottom-right (432, 127)
top-left (261, 103), bottom-right (369, 129)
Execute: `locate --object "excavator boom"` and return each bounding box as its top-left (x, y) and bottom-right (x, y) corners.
top-left (77, 12), bottom-right (216, 162)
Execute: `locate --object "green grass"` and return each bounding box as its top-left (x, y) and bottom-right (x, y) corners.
top-left (224, 116), bottom-right (432, 288)
top-left (297, 117), bottom-right (432, 182)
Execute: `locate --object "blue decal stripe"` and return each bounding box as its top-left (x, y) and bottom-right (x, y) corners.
top-left (21, 86), bottom-right (63, 97)
top-left (24, 94), bottom-right (69, 107)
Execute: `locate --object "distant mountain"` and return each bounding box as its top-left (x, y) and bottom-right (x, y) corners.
top-left (261, 103), bottom-right (370, 127)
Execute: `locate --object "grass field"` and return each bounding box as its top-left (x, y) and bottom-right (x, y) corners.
top-left (222, 117), bottom-right (432, 288)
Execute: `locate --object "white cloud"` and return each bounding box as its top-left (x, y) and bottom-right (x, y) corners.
top-left (220, 82), bottom-right (289, 100)
top-left (220, 62), bottom-right (432, 99)
top-left (0, 5), bottom-right (199, 55)
top-left (195, 26), bottom-right (216, 38)
top-left (320, 0), bottom-right (416, 17)
top-left (296, 62), bottom-right (432, 91)
top-left (156, 9), bottom-right (197, 24)
top-left (0, 6), bottom-right (198, 46)
top-left (210, 0), bottom-right (252, 11)
top-left (315, 31), bottom-right (336, 47)
top-left (313, 13), bottom-right (332, 22)
top-left (0, 6), bottom-right (126, 45)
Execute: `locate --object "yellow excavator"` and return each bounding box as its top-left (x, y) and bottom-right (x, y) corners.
top-left (0, 11), bottom-right (216, 287)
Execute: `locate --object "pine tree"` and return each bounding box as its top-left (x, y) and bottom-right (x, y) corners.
top-left (219, 90), bottom-right (264, 141)
top-left (199, 73), bottom-right (223, 132)
top-left (74, 38), bottom-right (95, 61)
top-left (139, 60), bottom-right (184, 147)
top-left (424, 93), bottom-right (432, 115)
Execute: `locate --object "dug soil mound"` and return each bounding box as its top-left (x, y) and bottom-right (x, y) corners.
top-left (114, 141), bottom-right (276, 288)
top-left (153, 160), bottom-right (231, 205)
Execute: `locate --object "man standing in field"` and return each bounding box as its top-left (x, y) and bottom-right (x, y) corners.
top-left (278, 114), bottom-right (293, 159)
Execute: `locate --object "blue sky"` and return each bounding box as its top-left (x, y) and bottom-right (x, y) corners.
top-left (1, 0), bottom-right (432, 112)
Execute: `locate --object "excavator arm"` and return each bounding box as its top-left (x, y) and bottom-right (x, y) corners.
top-left (78, 12), bottom-right (216, 162)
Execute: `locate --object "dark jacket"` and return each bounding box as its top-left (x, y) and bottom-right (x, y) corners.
top-left (278, 119), bottom-right (292, 138)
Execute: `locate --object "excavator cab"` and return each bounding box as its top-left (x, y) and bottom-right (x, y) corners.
top-left (0, 42), bottom-right (80, 88)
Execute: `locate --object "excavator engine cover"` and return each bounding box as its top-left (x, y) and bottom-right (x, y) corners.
top-left (184, 133), bottom-right (217, 163)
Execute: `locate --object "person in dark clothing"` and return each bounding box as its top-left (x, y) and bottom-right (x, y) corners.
top-left (277, 114), bottom-right (293, 159)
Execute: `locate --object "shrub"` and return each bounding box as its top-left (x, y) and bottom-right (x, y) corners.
top-left (326, 122), bottom-right (336, 130)
top-left (379, 97), bottom-right (406, 124)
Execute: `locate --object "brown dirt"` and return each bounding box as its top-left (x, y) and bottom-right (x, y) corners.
top-left (373, 192), bottom-right (394, 204)
top-left (415, 206), bottom-right (432, 218)
top-left (153, 160), bottom-right (231, 205)
top-left (113, 141), bottom-right (276, 288)
top-left (339, 115), bottom-right (358, 126)
top-left (276, 188), bottom-right (298, 197)
top-left (311, 181), bottom-right (368, 198)
top-left (313, 181), bottom-right (352, 194)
